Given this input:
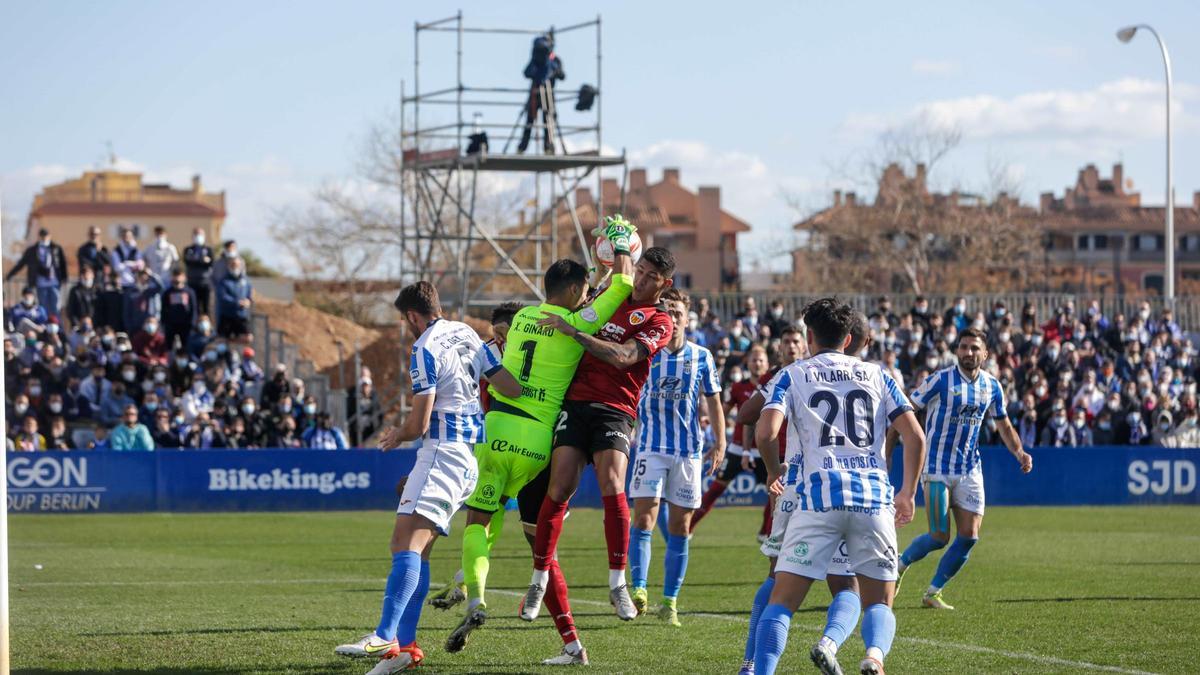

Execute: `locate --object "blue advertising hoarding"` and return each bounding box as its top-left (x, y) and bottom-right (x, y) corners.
top-left (5, 446), bottom-right (1198, 514)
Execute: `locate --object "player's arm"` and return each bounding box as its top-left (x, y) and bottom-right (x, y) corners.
top-left (567, 330), bottom-right (648, 369)
top-left (703, 392), bottom-right (726, 476)
top-left (754, 408), bottom-right (785, 488)
top-left (561, 266), bottom-right (633, 335)
top-left (889, 410), bottom-right (926, 526)
top-left (475, 341), bottom-right (522, 399)
top-left (994, 416), bottom-right (1032, 473)
top-left (380, 392), bottom-right (435, 448)
top-left (735, 391), bottom-right (765, 427)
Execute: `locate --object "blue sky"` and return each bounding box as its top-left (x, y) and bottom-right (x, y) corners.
top-left (2, 0), bottom-right (1198, 272)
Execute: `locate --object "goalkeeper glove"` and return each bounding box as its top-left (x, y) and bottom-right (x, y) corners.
top-left (599, 214), bottom-right (636, 255)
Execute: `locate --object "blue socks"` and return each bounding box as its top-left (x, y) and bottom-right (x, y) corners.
top-left (823, 590), bottom-right (861, 647)
top-left (663, 534), bottom-right (690, 599)
top-left (899, 533), bottom-right (946, 567)
top-left (656, 504), bottom-right (670, 543)
top-left (931, 536), bottom-right (977, 589)
top-left (743, 576), bottom-right (775, 660)
top-left (861, 603), bottom-right (896, 658)
top-left (396, 559), bottom-right (430, 645)
top-left (375, 551), bottom-right (422, 641)
top-left (753, 603), bottom-right (793, 675)
top-left (628, 526), bottom-right (653, 590)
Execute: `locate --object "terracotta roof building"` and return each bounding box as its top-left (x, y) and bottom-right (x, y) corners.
top-left (21, 170), bottom-right (226, 273)
top-left (567, 167), bottom-right (751, 290)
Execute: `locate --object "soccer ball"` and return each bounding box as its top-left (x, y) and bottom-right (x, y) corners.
top-left (595, 231), bottom-right (643, 267)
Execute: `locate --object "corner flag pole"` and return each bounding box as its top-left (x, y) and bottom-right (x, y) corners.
top-left (0, 193), bottom-right (10, 675)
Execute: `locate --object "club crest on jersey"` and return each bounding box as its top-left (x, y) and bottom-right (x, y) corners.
top-left (628, 309), bottom-right (647, 326)
top-left (581, 306), bottom-right (598, 323)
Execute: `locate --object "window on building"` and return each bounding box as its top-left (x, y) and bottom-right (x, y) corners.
top-left (1181, 235), bottom-right (1200, 252)
top-left (1093, 234), bottom-right (1109, 249)
top-left (676, 273), bottom-right (692, 289)
top-left (1144, 273), bottom-right (1164, 294)
top-left (1135, 234), bottom-right (1162, 252)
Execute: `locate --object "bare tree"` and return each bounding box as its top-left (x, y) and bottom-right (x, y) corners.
top-left (791, 117), bottom-right (1043, 295)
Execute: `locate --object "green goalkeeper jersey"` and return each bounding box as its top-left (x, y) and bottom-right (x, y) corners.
top-left (489, 272), bottom-right (633, 427)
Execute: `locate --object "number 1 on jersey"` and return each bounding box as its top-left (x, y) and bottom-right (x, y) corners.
top-left (519, 340), bottom-right (536, 381)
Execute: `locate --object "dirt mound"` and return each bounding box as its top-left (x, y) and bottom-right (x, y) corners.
top-left (254, 298), bottom-right (494, 406)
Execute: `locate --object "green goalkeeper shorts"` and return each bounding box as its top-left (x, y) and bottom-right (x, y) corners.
top-left (465, 409), bottom-right (554, 513)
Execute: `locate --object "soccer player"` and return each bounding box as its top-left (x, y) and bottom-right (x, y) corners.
top-left (740, 317), bottom-right (878, 675)
top-left (335, 281), bottom-right (522, 674)
top-left (752, 298), bottom-right (927, 675)
top-left (895, 327), bottom-right (1033, 610)
top-left (428, 301), bottom-right (523, 609)
top-left (691, 344), bottom-right (772, 534)
top-left (521, 247), bottom-right (676, 647)
top-left (627, 287), bottom-right (726, 625)
top-left (444, 219), bottom-right (638, 657)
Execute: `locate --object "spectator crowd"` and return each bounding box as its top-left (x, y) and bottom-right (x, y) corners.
top-left (2, 225), bottom-right (373, 451)
top-left (688, 295), bottom-right (1200, 448)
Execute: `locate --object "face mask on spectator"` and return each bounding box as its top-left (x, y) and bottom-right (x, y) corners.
top-left (14, 402), bottom-right (28, 415)
top-left (174, 414), bottom-right (185, 426)
top-left (242, 403), bottom-right (256, 416)
top-left (1140, 309), bottom-right (1151, 321)
top-left (21, 295), bottom-right (35, 307)
top-left (1035, 385), bottom-right (1048, 398)
top-left (29, 384), bottom-right (43, 397)
top-left (199, 321), bottom-right (212, 333)
top-left (144, 321), bottom-right (158, 334)
top-left (1052, 414), bottom-right (1067, 426)
top-left (145, 401), bottom-right (158, 411)
top-left (304, 403), bottom-right (317, 415)
top-left (730, 326), bottom-right (742, 338)
top-left (1046, 348), bottom-right (1060, 360)
top-left (216, 343), bottom-right (228, 355)
top-left (279, 402), bottom-right (291, 413)
top-left (121, 368), bottom-right (136, 382)
top-left (153, 371), bottom-right (167, 383)
top-left (1031, 335), bottom-right (1043, 347)
top-left (47, 323), bottom-right (60, 335)
top-left (1099, 420), bottom-right (1112, 430)
top-left (175, 357), bottom-right (189, 368)
top-left (49, 401), bottom-right (62, 413)
top-left (192, 381), bottom-right (207, 395)
top-left (730, 370), bottom-right (744, 383)
top-left (925, 356), bottom-right (939, 370)
top-left (1073, 417), bottom-right (1086, 429)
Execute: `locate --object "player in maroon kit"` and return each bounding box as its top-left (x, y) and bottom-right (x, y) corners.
top-left (690, 343), bottom-right (772, 536)
top-left (520, 247), bottom-right (677, 647)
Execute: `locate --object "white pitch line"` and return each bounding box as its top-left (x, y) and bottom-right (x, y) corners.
top-left (16, 577), bottom-right (1161, 674)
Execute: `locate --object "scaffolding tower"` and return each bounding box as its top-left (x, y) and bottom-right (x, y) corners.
top-left (399, 12), bottom-right (625, 314)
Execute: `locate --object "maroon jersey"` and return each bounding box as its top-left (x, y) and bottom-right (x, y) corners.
top-left (727, 379), bottom-right (759, 448)
top-left (757, 369), bottom-right (787, 461)
top-left (566, 299), bottom-right (673, 418)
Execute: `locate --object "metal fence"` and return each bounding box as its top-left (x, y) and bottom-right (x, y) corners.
top-left (693, 291), bottom-right (1200, 331)
top-left (249, 313), bottom-right (339, 428)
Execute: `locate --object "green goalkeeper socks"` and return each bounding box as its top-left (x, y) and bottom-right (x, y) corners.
top-left (463, 523), bottom-right (491, 605)
top-left (486, 509), bottom-right (505, 552)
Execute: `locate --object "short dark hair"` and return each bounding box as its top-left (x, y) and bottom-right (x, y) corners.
top-left (154, 225), bottom-right (166, 235)
top-left (660, 287), bottom-right (690, 309)
top-left (803, 297), bottom-right (855, 349)
top-left (543, 259), bottom-right (588, 298)
top-left (846, 311), bottom-right (869, 354)
top-left (780, 324), bottom-right (803, 340)
top-left (491, 301), bottom-right (524, 326)
top-left (956, 327), bottom-right (987, 348)
top-left (393, 281), bottom-right (441, 316)
top-left (641, 246), bottom-right (676, 277)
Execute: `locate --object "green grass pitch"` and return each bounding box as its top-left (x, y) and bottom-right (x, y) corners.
top-left (9, 506), bottom-right (1200, 673)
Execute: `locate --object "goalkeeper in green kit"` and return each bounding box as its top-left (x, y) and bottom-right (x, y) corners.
top-left (443, 216), bottom-right (639, 657)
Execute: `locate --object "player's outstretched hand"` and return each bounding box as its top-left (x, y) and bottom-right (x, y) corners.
top-left (1018, 450), bottom-right (1033, 473)
top-left (536, 312), bottom-right (577, 337)
top-left (894, 489), bottom-right (915, 527)
top-left (378, 426), bottom-right (402, 451)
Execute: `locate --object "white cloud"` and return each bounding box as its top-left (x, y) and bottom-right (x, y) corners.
top-left (842, 78), bottom-right (1199, 142)
top-left (911, 59), bottom-right (960, 76)
top-left (627, 140), bottom-right (818, 272)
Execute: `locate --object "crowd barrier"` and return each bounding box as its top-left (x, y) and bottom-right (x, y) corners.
top-left (6, 446), bottom-right (1198, 514)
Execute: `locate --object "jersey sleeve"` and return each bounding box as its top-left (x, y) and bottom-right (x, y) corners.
top-left (633, 311), bottom-right (673, 356)
top-left (409, 346), bottom-right (438, 396)
top-left (700, 348), bottom-right (721, 396)
top-left (761, 369), bottom-right (793, 414)
top-left (565, 272), bottom-right (633, 334)
top-left (988, 377), bottom-right (1008, 419)
top-left (908, 370), bottom-right (941, 410)
top-left (880, 370), bottom-right (914, 422)
top-left (472, 340), bottom-right (504, 379)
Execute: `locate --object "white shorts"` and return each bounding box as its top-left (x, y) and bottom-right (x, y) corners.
top-left (397, 439), bottom-right (478, 536)
top-left (926, 468), bottom-right (985, 517)
top-left (761, 493), bottom-right (854, 577)
top-left (629, 452), bottom-right (702, 509)
top-left (775, 507), bottom-right (899, 582)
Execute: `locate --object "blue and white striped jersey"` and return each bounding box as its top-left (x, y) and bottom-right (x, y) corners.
top-left (637, 341), bottom-right (721, 459)
top-left (910, 366), bottom-right (1006, 476)
top-left (764, 351), bottom-right (912, 511)
top-left (410, 319), bottom-right (495, 444)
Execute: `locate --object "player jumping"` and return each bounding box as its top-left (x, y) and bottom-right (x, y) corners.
top-left (627, 287), bottom-right (726, 625)
top-left (444, 220), bottom-right (637, 658)
top-left (751, 298), bottom-right (927, 675)
top-left (895, 327), bottom-right (1033, 610)
top-left (521, 246), bottom-right (676, 662)
top-left (335, 282), bottom-right (521, 674)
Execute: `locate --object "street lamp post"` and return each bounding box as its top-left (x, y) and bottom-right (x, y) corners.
top-left (1117, 24), bottom-right (1174, 306)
